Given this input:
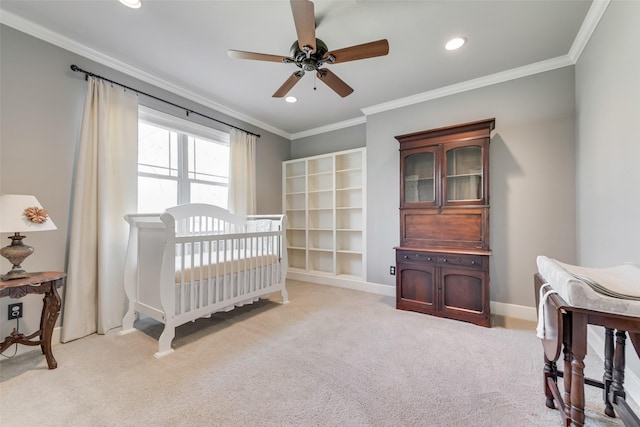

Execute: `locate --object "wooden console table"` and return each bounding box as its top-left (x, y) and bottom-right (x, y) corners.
top-left (0, 272), bottom-right (65, 369)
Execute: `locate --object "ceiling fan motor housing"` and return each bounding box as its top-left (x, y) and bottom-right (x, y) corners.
top-left (290, 38), bottom-right (329, 71)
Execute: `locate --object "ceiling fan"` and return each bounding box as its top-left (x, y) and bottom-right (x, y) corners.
top-left (227, 0), bottom-right (389, 98)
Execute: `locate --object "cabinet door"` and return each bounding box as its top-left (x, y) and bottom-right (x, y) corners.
top-left (443, 139), bottom-right (488, 206)
top-left (396, 261), bottom-right (437, 314)
top-left (439, 266), bottom-right (489, 326)
top-left (400, 146), bottom-right (439, 207)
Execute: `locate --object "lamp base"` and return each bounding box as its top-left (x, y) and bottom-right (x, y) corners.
top-left (1, 269), bottom-right (30, 281)
top-left (0, 233), bottom-right (34, 281)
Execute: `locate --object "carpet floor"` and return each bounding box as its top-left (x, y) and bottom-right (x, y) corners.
top-left (0, 280), bottom-right (634, 426)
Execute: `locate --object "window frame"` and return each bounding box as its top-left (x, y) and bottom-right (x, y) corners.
top-left (137, 106), bottom-right (231, 211)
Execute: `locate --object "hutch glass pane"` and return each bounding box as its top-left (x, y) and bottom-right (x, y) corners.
top-left (446, 146), bottom-right (482, 201)
top-left (404, 152), bottom-right (435, 203)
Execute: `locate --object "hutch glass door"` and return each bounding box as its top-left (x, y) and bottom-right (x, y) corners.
top-left (403, 150), bottom-right (436, 204)
top-left (445, 145), bottom-right (483, 203)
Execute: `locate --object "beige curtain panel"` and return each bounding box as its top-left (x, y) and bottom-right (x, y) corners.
top-left (228, 128), bottom-right (257, 216)
top-left (62, 76), bottom-right (138, 342)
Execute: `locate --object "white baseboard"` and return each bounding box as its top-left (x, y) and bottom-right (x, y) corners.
top-left (490, 301), bottom-right (538, 322)
top-left (287, 271), bottom-right (396, 297)
top-left (288, 272), bottom-right (539, 321)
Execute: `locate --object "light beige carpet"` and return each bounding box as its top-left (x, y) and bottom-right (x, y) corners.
top-left (0, 280), bottom-right (633, 426)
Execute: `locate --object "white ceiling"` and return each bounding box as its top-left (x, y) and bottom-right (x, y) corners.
top-left (0, 0), bottom-right (596, 139)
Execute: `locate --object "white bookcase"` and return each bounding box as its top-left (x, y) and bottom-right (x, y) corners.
top-left (283, 148), bottom-right (366, 284)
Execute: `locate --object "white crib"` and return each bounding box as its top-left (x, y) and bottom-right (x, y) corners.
top-left (120, 204), bottom-right (288, 357)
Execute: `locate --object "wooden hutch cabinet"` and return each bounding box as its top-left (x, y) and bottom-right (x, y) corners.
top-left (394, 118), bottom-right (495, 327)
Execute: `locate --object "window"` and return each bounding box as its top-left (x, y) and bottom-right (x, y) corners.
top-left (137, 107), bottom-right (230, 213)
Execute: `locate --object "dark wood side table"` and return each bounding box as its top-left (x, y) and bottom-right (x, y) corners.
top-left (0, 272), bottom-right (66, 369)
top-left (534, 273), bottom-right (640, 427)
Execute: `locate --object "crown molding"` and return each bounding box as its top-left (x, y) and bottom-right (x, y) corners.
top-left (0, 9), bottom-right (291, 140)
top-left (568, 0), bottom-right (610, 63)
top-left (290, 116), bottom-right (366, 140)
top-left (361, 55), bottom-right (574, 117)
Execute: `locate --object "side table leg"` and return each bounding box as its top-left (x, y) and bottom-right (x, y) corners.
top-left (544, 355), bottom-right (557, 409)
top-left (603, 328), bottom-right (615, 417)
top-left (564, 340), bottom-right (573, 412)
top-left (611, 330), bottom-right (627, 405)
top-left (40, 280), bottom-right (62, 369)
top-left (571, 313), bottom-right (587, 427)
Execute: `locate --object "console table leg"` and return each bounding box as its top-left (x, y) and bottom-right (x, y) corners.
top-left (41, 280), bottom-right (62, 369)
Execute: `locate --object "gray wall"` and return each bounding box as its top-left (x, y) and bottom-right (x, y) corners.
top-left (574, 0), bottom-right (640, 378)
top-left (0, 25), bottom-right (289, 340)
top-left (291, 123), bottom-right (365, 159)
top-left (575, 0), bottom-right (640, 267)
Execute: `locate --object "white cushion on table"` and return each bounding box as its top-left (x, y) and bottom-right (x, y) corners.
top-left (537, 255), bottom-right (640, 317)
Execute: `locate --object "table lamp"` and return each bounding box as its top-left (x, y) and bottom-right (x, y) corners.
top-left (0, 194), bottom-right (57, 280)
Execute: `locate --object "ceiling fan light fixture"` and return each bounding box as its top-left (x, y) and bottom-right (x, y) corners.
top-left (285, 96), bottom-right (298, 103)
top-left (445, 37), bottom-right (466, 51)
top-left (119, 0), bottom-right (142, 9)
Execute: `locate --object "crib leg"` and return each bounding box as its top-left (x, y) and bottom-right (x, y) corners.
top-left (119, 308), bottom-right (137, 335)
top-left (280, 288), bottom-right (289, 304)
top-left (154, 324), bottom-right (176, 358)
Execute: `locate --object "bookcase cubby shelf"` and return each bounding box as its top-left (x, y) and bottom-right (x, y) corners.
top-left (283, 148), bottom-right (367, 284)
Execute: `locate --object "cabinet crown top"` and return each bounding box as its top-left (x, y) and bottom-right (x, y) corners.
top-left (395, 118), bottom-right (495, 144)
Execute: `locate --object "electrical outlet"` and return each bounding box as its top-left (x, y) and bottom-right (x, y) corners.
top-left (8, 302), bottom-right (23, 320)
top-left (390, 266), bottom-right (396, 275)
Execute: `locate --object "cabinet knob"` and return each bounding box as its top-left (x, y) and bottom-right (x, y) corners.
top-left (415, 254), bottom-right (420, 259)
top-left (442, 258), bottom-right (447, 262)
top-left (471, 261), bottom-right (476, 265)
top-left (427, 257), bottom-right (432, 261)
top-left (403, 255), bottom-right (408, 259)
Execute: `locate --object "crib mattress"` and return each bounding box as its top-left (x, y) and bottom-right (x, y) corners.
top-left (175, 251), bottom-right (279, 283)
top-left (537, 255), bottom-right (640, 317)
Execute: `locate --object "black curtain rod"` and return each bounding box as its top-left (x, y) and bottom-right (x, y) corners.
top-left (70, 64), bottom-right (260, 138)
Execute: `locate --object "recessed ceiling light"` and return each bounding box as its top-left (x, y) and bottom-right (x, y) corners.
top-left (285, 96), bottom-right (297, 103)
top-left (445, 37), bottom-right (466, 51)
top-left (119, 0), bottom-right (141, 9)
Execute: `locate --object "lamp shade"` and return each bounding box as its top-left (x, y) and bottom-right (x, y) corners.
top-left (0, 194), bottom-right (57, 233)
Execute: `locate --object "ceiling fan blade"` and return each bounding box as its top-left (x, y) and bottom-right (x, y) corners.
top-left (316, 68), bottom-right (354, 97)
top-left (273, 71), bottom-right (305, 98)
top-left (326, 39), bottom-right (389, 64)
top-left (290, 0), bottom-right (316, 53)
top-left (228, 49), bottom-right (291, 63)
